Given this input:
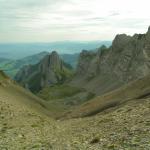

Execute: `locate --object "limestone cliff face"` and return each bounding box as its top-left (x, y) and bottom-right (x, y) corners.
top-left (73, 27), bottom-right (150, 95)
top-left (15, 51), bottom-right (72, 92)
top-left (108, 30), bottom-right (150, 82)
top-left (76, 50), bottom-right (97, 76)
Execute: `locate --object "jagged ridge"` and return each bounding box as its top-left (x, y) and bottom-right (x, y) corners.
top-left (71, 27), bottom-right (150, 96)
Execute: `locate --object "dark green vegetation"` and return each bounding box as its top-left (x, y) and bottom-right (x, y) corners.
top-left (53, 65), bottom-right (74, 83)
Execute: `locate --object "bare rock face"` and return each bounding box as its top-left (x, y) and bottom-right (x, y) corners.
top-left (38, 51), bottom-right (64, 87)
top-left (111, 30), bottom-right (150, 82)
top-left (73, 27), bottom-right (150, 95)
top-left (15, 51), bottom-right (72, 92)
top-left (112, 34), bottom-right (131, 51)
top-left (40, 51), bottom-right (63, 73)
top-left (76, 50), bottom-right (97, 76)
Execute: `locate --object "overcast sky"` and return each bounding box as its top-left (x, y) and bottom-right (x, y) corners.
top-left (0, 0), bottom-right (150, 42)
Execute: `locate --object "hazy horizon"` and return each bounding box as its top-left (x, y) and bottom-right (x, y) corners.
top-left (0, 40), bottom-right (110, 44)
top-left (0, 41), bottom-right (111, 59)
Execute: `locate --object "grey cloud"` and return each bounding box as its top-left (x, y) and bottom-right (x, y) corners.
top-left (0, 0), bottom-right (71, 19)
top-left (0, 0), bottom-right (149, 42)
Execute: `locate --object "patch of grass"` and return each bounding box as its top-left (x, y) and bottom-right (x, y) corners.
top-left (86, 92), bottom-right (95, 101)
top-left (38, 84), bottom-right (84, 101)
top-left (37, 84), bottom-right (89, 118)
top-left (54, 67), bottom-right (73, 83)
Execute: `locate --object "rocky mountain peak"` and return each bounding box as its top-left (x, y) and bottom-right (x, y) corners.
top-left (112, 34), bottom-right (131, 51)
top-left (15, 51), bottom-right (72, 92)
top-left (40, 51), bottom-right (63, 73)
top-left (72, 27), bottom-right (150, 96)
top-left (49, 51), bottom-right (62, 69)
top-left (50, 51), bottom-right (60, 64)
top-left (79, 50), bottom-right (95, 58)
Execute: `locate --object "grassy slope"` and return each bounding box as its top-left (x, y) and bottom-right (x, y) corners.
top-left (37, 84), bottom-right (95, 118)
top-left (66, 74), bottom-right (150, 118)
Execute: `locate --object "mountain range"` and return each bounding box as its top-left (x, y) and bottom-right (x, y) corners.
top-left (71, 29), bottom-right (150, 96)
top-left (0, 27), bottom-right (150, 149)
top-left (0, 52), bottom-right (79, 78)
top-left (16, 27), bottom-right (150, 95)
top-left (14, 26), bottom-right (150, 117)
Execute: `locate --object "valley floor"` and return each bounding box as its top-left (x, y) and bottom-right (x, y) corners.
top-left (0, 83), bottom-right (150, 149)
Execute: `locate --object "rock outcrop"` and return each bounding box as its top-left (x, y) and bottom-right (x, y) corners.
top-left (72, 27), bottom-right (150, 95)
top-left (15, 51), bottom-right (72, 92)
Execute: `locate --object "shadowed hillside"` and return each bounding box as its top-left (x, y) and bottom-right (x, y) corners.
top-left (65, 74), bottom-right (150, 118)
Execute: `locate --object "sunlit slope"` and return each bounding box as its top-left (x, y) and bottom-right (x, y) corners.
top-left (0, 71), bottom-right (72, 119)
top-left (0, 74), bottom-right (51, 116)
top-left (0, 71), bottom-right (60, 149)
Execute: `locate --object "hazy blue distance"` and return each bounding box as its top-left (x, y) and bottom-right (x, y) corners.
top-left (0, 41), bottom-right (111, 59)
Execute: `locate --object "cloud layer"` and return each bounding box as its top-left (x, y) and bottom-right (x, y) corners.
top-left (0, 0), bottom-right (150, 42)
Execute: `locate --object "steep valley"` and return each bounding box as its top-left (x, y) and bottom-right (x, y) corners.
top-left (14, 27), bottom-right (150, 119)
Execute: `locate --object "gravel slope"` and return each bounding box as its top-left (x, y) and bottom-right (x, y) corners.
top-left (0, 77), bottom-right (150, 149)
